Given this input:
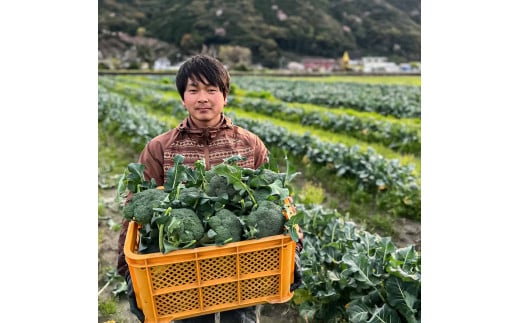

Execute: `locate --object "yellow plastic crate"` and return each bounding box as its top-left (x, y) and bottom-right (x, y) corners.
top-left (124, 221), bottom-right (296, 323)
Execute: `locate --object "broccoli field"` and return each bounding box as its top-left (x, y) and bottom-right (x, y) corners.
top-left (98, 73), bottom-right (421, 322)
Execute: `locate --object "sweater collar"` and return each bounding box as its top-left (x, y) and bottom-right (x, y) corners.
top-left (177, 114), bottom-right (234, 145)
top-left (178, 114), bottom-right (233, 133)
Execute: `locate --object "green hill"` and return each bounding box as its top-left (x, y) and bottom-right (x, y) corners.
top-left (98, 0), bottom-right (420, 68)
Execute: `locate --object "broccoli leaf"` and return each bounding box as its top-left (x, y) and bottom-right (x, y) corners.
top-left (177, 187), bottom-right (204, 208)
top-left (285, 211), bottom-right (304, 243)
top-left (190, 159), bottom-right (206, 189)
top-left (386, 276), bottom-right (419, 323)
top-left (164, 155), bottom-right (189, 195)
top-left (268, 179), bottom-right (290, 201)
top-left (137, 223), bottom-right (160, 254)
top-left (127, 163), bottom-right (146, 189)
top-left (117, 162), bottom-right (158, 201)
top-left (284, 154), bottom-right (301, 188)
top-left (212, 163), bottom-right (257, 207)
top-left (367, 304), bottom-right (401, 323)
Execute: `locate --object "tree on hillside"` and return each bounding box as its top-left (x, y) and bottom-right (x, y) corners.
top-left (219, 46), bottom-right (252, 70)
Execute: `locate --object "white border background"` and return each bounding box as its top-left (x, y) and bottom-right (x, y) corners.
top-left (2, 1), bottom-right (519, 321)
top-left (1, 1), bottom-right (98, 321)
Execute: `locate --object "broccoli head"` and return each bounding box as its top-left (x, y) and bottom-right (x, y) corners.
top-left (123, 189), bottom-right (169, 225)
top-left (253, 187), bottom-right (275, 204)
top-left (205, 174), bottom-right (236, 198)
top-left (247, 168), bottom-right (284, 188)
top-left (259, 169), bottom-right (284, 185)
top-left (161, 208), bottom-right (205, 253)
top-left (207, 208), bottom-right (243, 245)
top-left (243, 200), bottom-right (285, 239)
top-left (177, 186), bottom-right (203, 207)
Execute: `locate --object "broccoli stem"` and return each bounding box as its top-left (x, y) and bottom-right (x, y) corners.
top-left (239, 183), bottom-right (257, 208)
top-left (158, 207), bottom-right (173, 253)
top-left (182, 240), bottom-right (197, 249)
top-left (159, 223), bottom-right (164, 253)
top-left (174, 184), bottom-right (182, 200)
top-left (332, 222), bottom-right (337, 242)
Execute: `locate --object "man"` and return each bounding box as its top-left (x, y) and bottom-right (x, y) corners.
top-left (117, 54), bottom-right (275, 322)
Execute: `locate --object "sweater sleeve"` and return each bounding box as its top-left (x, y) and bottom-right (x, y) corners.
top-left (137, 139), bottom-right (166, 186)
top-left (253, 134), bottom-right (269, 169)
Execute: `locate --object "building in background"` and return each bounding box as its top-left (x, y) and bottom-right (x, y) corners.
top-left (360, 57), bottom-right (400, 73)
top-left (302, 58), bottom-right (337, 72)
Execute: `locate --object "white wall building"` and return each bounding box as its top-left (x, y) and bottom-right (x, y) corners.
top-left (287, 61), bottom-right (305, 71)
top-left (153, 57), bottom-right (173, 70)
top-left (361, 56), bottom-right (400, 73)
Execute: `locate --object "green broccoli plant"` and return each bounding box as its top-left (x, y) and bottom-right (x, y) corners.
top-left (242, 200), bottom-right (286, 239)
top-left (245, 168), bottom-right (291, 207)
top-left (209, 157), bottom-right (259, 208)
top-left (122, 189), bottom-right (169, 225)
top-left (203, 208), bottom-right (243, 246)
top-left (175, 186), bottom-right (205, 208)
top-left (164, 155), bottom-right (205, 195)
top-left (158, 207), bottom-right (205, 254)
top-left (247, 168), bottom-right (284, 188)
top-left (117, 162), bottom-right (158, 199)
top-left (252, 187), bottom-right (273, 203)
top-left (205, 173), bottom-right (238, 200)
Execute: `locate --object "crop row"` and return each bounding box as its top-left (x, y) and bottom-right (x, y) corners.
top-left (98, 86), bottom-right (170, 151)
top-left (100, 75), bottom-right (421, 119)
top-left (231, 96), bottom-right (421, 155)
top-left (232, 76), bottom-right (421, 119)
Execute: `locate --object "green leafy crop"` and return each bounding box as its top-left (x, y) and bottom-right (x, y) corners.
top-left (294, 205), bottom-right (421, 322)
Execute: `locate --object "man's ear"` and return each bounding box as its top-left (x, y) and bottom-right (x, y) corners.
top-left (224, 97), bottom-right (228, 105)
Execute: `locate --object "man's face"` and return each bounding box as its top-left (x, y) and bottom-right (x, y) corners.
top-left (182, 76), bottom-right (226, 128)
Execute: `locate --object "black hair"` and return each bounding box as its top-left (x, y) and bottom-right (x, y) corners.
top-left (175, 54), bottom-right (230, 100)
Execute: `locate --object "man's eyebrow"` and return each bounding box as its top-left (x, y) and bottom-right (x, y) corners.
top-left (188, 81), bottom-right (219, 88)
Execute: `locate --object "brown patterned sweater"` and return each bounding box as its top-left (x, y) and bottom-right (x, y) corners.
top-left (117, 114), bottom-right (269, 276)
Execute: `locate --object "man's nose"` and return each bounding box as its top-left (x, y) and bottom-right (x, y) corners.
top-left (197, 92), bottom-right (209, 102)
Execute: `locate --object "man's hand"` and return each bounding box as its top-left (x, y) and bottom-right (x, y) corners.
top-left (126, 272), bottom-right (145, 323)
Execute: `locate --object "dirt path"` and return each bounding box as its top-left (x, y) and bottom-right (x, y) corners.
top-left (97, 188), bottom-right (420, 323)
